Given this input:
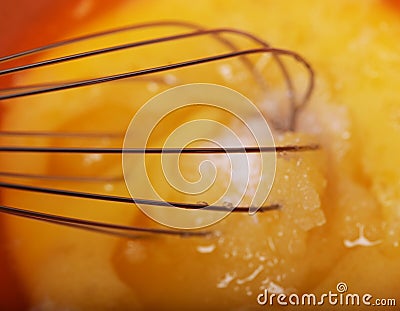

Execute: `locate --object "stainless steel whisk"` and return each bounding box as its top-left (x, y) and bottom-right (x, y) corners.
top-left (0, 20), bottom-right (316, 238)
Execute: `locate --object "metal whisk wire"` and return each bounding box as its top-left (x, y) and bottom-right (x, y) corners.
top-left (0, 20), bottom-right (316, 238)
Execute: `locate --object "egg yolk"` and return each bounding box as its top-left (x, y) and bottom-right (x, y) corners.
top-left (1, 0), bottom-right (400, 310)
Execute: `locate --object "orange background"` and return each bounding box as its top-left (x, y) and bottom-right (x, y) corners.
top-left (0, 1), bottom-right (126, 309)
top-left (0, 0), bottom-right (399, 309)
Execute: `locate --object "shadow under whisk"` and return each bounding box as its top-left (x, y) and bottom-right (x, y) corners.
top-left (0, 20), bottom-right (317, 238)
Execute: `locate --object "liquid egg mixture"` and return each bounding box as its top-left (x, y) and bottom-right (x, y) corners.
top-left (1, 0), bottom-right (400, 310)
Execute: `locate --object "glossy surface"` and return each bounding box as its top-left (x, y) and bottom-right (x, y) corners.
top-left (1, 0), bottom-right (400, 310)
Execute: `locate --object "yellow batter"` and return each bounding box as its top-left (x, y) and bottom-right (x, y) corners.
top-left (1, 0), bottom-right (400, 310)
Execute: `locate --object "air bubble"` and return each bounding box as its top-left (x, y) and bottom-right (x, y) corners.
top-left (223, 201), bottom-right (234, 209)
top-left (196, 244), bottom-right (216, 254)
top-left (104, 183), bottom-right (114, 192)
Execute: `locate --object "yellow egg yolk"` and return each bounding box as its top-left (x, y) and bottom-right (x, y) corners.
top-left (1, 0), bottom-right (400, 310)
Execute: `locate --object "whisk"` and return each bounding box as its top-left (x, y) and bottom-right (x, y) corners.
top-left (0, 20), bottom-right (317, 239)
